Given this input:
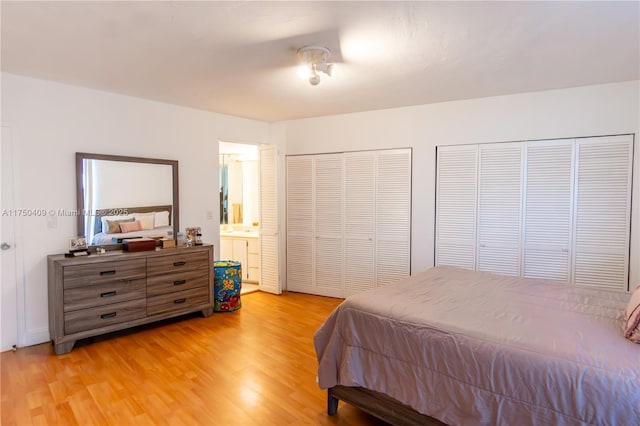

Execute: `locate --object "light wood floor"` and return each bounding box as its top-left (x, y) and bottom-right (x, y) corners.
top-left (1, 291), bottom-right (389, 426)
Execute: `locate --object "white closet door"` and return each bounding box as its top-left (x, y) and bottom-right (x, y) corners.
top-left (376, 149), bottom-right (412, 287)
top-left (344, 151), bottom-right (376, 296)
top-left (573, 135), bottom-right (633, 290)
top-left (477, 142), bottom-right (523, 276)
top-left (436, 145), bottom-right (478, 269)
top-left (314, 154), bottom-right (344, 297)
top-left (259, 145), bottom-right (280, 294)
top-left (286, 156), bottom-right (313, 293)
top-left (523, 140), bottom-right (574, 281)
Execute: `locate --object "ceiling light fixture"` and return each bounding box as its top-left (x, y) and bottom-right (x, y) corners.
top-left (297, 45), bottom-right (335, 86)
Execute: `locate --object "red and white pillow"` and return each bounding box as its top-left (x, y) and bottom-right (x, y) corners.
top-left (624, 283), bottom-right (640, 343)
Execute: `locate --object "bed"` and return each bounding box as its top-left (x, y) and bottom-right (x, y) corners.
top-left (91, 205), bottom-right (173, 245)
top-left (314, 266), bottom-right (640, 426)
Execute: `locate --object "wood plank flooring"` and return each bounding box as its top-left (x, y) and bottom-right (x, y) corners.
top-left (1, 291), bottom-right (389, 426)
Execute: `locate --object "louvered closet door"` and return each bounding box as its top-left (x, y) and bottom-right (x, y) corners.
top-left (477, 143), bottom-right (523, 276)
top-left (259, 145), bottom-right (280, 294)
top-left (573, 135), bottom-right (633, 290)
top-left (314, 154), bottom-right (344, 297)
top-left (376, 149), bottom-right (412, 286)
top-left (436, 145), bottom-right (478, 269)
top-left (523, 140), bottom-right (574, 281)
top-left (344, 151), bottom-right (376, 296)
top-left (286, 156), bottom-right (313, 293)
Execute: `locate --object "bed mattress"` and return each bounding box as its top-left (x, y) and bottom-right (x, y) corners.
top-left (314, 266), bottom-right (640, 426)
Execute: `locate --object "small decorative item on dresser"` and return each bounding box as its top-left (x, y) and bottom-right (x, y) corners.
top-left (161, 238), bottom-right (176, 248)
top-left (123, 237), bottom-right (157, 252)
top-left (186, 227), bottom-right (202, 245)
top-left (65, 236), bottom-right (89, 257)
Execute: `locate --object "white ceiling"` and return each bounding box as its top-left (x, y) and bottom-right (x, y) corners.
top-left (2, 1), bottom-right (638, 122)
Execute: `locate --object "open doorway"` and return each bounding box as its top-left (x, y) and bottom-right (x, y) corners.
top-left (219, 141), bottom-right (260, 294)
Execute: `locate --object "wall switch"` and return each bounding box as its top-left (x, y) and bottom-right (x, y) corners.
top-left (47, 214), bottom-right (57, 228)
top-left (206, 210), bottom-right (213, 220)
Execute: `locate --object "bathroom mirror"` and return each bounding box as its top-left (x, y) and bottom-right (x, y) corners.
top-left (219, 142), bottom-right (259, 227)
top-left (76, 153), bottom-right (179, 247)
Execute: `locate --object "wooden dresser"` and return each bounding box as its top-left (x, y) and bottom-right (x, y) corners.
top-left (48, 244), bottom-right (214, 355)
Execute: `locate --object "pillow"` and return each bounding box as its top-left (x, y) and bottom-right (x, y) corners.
top-left (119, 220), bottom-right (142, 233)
top-left (624, 283), bottom-right (640, 343)
top-left (154, 210), bottom-right (170, 228)
top-left (135, 212), bottom-right (155, 230)
top-left (104, 217), bottom-right (135, 234)
top-left (101, 214), bottom-right (134, 233)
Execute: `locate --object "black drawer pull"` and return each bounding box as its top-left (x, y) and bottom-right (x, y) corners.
top-left (100, 291), bottom-right (117, 298)
top-left (100, 312), bottom-right (117, 319)
top-left (173, 261), bottom-right (186, 267)
top-left (173, 280), bottom-right (186, 286)
top-left (173, 298), bottom-right (187, 304)
top-left (100, 270), bottom-right (116, 276)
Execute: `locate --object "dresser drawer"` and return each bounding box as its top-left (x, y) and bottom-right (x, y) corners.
top-left (63, 278), bottom-right (147, 312)
top-left (147, 268), bottom-right (209, 297)
top-left (64, 298), bottom-right (146, 334)
top-left (147, 286), bottom-right (210, 316)
top-left (147, 251), bottom-right (209, 276)
top-left (63, 259), bottom-right (146, 289)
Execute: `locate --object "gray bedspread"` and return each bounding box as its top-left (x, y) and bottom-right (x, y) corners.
top-left (314, 266), bottom-right (640, 426)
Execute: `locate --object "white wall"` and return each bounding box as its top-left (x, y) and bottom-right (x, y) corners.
top-left (3, 73), bottom-right (638, 351)
top-left (1, 73), bottom-right (269, 349)
top-left (282, 80), bottom-right (640, 288)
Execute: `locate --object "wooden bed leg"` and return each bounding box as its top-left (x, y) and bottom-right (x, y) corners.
top-left (328, 388), bottom-right (339, 415)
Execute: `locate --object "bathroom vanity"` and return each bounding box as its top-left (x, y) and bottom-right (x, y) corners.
top-left (220, 230), bottom-right (260, 283)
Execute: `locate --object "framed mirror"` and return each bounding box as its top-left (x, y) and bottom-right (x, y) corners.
top-left (76, 153), bottom-right (179, 248)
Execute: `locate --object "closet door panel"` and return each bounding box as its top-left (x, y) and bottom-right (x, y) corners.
top-left (287, 236), bottom-right (313, 291)
top-left (286, 156), bottom-right (313, 293)
top-left (523, 140), bottom-right (574, 281)
top-left (344, 152), bottom-right (376, 295)
top-left (287, 149), bottom-right (412, 297)
top-left (314, 154), bottom-right (344, 296)
top-left (435, 146), bottom-right (478, 269)
top-left (476, 143), bottom-right (523, 276)
top-left (259, 145), bottom-right (280, 294)
top-left (574, 135), bottom-right (633, 290)
top-left (376, 149), bottom-right (412, 285)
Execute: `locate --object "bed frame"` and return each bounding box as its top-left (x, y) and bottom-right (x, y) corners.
top-left (93, 204), bottom-right (173, 235)
top-left (328, 386), bottom-right (446, 426)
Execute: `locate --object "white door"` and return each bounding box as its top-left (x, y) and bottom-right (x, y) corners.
top-left (573, 135), bottom-right (633, 290)
top-left (1, 125), bottom-right (18, 350)
top-left (344, 151), bottom-right (376, 296)
top-left (435, 145), bottom-right (478, 269)
top-left (259, 145), bottom-right (281, 294)
top-left (286, 156), bottom-right (314, 293)
top-left (232, 239), bottom-right (249, 280)
top-left (476, 142), bottom-right (523, 276)
top-left (313, 154), bottom-right (344, 298)
top-left (523, 139), bottom-right (574, 281)
top-left (376, 149), bottom-right (412, 286)
top-left (220, 237), bottom-right (233, 259)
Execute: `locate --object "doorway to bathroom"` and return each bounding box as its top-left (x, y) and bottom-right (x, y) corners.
top-left (219, 141), bottom-right (261, 295)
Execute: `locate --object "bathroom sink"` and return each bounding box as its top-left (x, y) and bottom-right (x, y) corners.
top-left (221, 230), bottom-right (259, 238)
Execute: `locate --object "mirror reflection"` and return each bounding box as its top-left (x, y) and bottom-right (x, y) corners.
top-left (219, 142), bottom-right (258, 227)
top-left (76, 153), bottom-right (179, 246)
